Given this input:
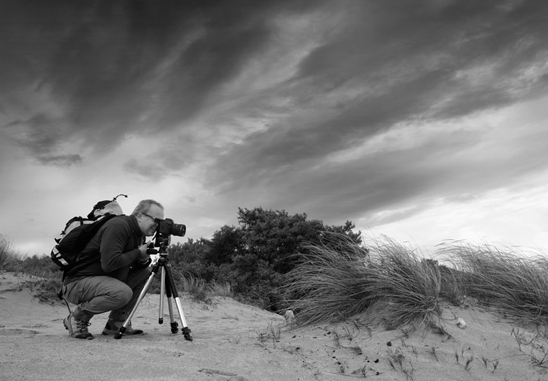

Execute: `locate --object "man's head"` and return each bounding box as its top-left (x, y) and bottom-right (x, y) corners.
top-left (132, 199), bottom-right (165, 236)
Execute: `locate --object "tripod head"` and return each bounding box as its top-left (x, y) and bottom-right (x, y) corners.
top-left (146, 217), bottom-right (186, 255)
top-left (146, 239), bottom-right (168, 255)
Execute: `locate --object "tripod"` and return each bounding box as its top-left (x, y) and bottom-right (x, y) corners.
top-left (114, 243), bottom-right (193, 341)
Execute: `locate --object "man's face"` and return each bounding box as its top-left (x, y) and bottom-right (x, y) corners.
top-left (138, 204), bottom-right (165, 236)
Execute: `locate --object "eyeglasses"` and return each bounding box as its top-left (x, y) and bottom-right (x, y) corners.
top-left (142, 212), bottom-right (162, 224)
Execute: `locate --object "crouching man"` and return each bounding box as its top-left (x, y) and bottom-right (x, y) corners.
top-left (62, 199), bottom-right (164, 339)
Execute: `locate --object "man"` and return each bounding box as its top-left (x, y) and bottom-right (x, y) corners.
top-left (62, 199), bottom-right (164, 339)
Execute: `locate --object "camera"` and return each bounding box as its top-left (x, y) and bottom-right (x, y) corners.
top-left (148, 218), bottom-right (186, 252)
top-left (157, 218), bottom-right (186, 238)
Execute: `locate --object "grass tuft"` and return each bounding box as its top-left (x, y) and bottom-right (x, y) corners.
top-left (438, 241), bottom-right (548, 325)
top-left (284, 235), bottom-right (443, 329)
top-left (285, 235), bottom-right (548, 331)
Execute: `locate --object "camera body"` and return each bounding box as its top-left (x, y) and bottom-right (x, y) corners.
top-left (149, 218), bottom-right (186, 252)
top-left (157, 218), bottom-right (186, 238)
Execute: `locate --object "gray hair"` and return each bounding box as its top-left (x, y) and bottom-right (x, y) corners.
top-left (131, 199), bottom-right (164, 216)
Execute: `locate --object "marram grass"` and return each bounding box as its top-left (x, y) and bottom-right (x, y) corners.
top-left (285, 235), bottom-right (548, 329)
top-left (438, 241), bottom-right (548, 325)
top-left (284, 235), bottom-right (444, 329)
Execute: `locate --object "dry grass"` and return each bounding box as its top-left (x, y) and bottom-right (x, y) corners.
top-left (179, 274), bottom-right (232, 303)
top-left (284, 235), bottom-right (444, 328)
top-left (283, 235), bottom-right (374, 326)
top-left (438, 241), bottom-right (548, 325)
top-left (0, 236), bottom-right (20, 271)
top-left (284, 234), bottom-right (548, 330)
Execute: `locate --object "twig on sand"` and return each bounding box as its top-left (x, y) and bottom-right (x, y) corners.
top-left (198, 368), bottom-right (238, 377)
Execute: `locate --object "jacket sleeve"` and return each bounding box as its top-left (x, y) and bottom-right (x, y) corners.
top-left (99, 219), bottom-right (141, 272)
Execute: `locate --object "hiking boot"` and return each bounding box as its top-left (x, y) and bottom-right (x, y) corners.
top-left (64, 309), bottom-right (94, 340)
top-left (102, 319), bottom-right (144, 336)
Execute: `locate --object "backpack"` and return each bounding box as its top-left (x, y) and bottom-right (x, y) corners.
top-left (50, 195), bottom-right (127, 275)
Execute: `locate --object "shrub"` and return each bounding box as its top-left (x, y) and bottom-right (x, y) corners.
top-left (166, 208), bottom-right (362, 310)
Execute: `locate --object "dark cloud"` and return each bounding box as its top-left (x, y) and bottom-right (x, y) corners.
top-left (0, 0), bottom-right (318, 158)
top-left (4, 0), bottom-right (545, 167)
top-left (4, 114), bottom-right (79, 160)
top-left (37, 154), bottom-right (83, 167)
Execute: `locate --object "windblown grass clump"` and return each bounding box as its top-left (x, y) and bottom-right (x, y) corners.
top-left (179, 273), bottom-right (232, 303)
top-left (285, 236), bottom-right (548, 330)
top-left (0, 235), bottom-right (18, 271)
top-left (284, 235), bottom-right (445, 329)
top-left (438, 242), bottom-right (548, 325)
top-left (364, 239), bottom-right (444, 329)
top-left (283, 235), bottom-right (375, 326)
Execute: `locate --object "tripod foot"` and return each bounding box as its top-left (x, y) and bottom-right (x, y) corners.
top-left (170, 322), bottom-right (178, 334)
top-left (114, 326), bottom-right (126, 339)
top-left (182, 327), bottom-right (193, 341)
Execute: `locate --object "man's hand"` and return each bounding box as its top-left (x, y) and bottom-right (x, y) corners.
top-left (138, 243), bottom-right (150, 261)
top-left (135, 242), bottom-right (152, 269)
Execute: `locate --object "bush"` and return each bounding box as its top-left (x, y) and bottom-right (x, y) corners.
top-left (166, 208), bottom-right (362, 310)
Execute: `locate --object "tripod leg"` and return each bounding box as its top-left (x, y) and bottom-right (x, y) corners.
top-left (167, 299), bottom-right (177, 333)
top-left (164, 275), bottom-right (178, 333)
top-left (159, 266), bottom-right (166, 324)
top-left (115, 269), bottom-right (157, 339)
top-left (164, 264), bottom-right (193, 341)
top-left (174, 297), bottom-right (192, 341)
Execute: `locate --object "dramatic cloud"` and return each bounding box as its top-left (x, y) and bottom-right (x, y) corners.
top-left (1, 0), bottom-right (319, 163)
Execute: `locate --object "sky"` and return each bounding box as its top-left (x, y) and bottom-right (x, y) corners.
top-left (1, 0), bottom-right (548, 257)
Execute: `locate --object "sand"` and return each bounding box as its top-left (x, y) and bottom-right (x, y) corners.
top-left (1, 271), bottom-right (547, 381)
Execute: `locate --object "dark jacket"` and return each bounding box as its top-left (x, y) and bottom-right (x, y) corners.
top-left (64, 215), bottom-right (144, 284)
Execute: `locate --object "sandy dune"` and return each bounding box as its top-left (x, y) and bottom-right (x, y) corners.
top-left (1, 271), bottom-right (547, 381)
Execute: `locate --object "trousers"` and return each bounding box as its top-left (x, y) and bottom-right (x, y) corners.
top-left (63, 267), bottom-right (151, 321)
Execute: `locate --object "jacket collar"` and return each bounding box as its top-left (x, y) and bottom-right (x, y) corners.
top-left (128, 214), bottom-right (144, 237)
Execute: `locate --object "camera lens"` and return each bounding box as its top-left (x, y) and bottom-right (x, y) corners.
top-left (171, 223), bottom-right (186, 237)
